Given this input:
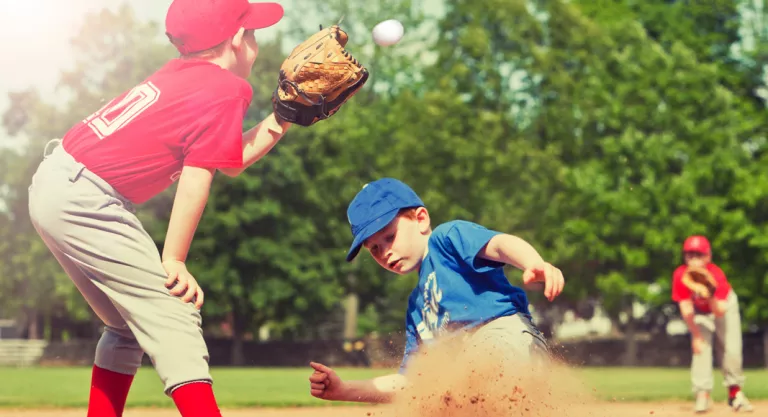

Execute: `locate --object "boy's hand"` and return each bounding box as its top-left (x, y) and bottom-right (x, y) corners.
top-left (309, 362), bottom-right (345, 400)
top-left (692, 335), bottom-right (706, 355)
top-left (162, 260), bottom-right (204, 310)
top-left (522, 262), bottom-right (564, 302)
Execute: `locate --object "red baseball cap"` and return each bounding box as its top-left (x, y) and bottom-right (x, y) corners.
top-left (166, 0), bottom-right (284, 55)
top-left (683, 235), bottom-right (711, 254)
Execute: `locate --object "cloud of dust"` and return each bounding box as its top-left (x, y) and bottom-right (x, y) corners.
top-left (375, 336), bottom-right (606, 417)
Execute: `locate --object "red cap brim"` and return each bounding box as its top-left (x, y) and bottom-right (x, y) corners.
top-left (244, 2), bottom-right (284, 30)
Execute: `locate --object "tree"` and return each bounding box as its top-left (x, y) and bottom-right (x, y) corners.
top-left (576, 0), bottom-right (768, 365)
top-left (526, 1), bottom-right (762, 362)
top-left (427, 0), bottom-right (767, 362)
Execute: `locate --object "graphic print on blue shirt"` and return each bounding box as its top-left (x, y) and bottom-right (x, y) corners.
top-left (398, 220), bottom-right (531, 373)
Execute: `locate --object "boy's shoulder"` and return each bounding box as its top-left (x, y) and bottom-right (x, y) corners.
top-left (431, 219), bottom-right (491, 238)
top-left (706, 262), bottom-right (725, 276)
top-left (428, 220), bottom-right (499, 259)
top-left (154, 58), bottom-right (253, 102)
top-left (672, 264), bottom-right (687, 278)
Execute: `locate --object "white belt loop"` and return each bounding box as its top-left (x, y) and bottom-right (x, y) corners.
top-left (42, 138), bottom-right (62, 159)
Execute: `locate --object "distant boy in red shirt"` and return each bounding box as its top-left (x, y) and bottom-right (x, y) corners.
top-left (671, 235), bottom-right (753, 413)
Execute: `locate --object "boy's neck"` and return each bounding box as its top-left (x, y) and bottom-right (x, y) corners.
top-left (206, 56), bottom-right (233, 72)
top-left (415, 232), bottom-right (432, 274)
top-left (180, 54), bottom-right (233, 73)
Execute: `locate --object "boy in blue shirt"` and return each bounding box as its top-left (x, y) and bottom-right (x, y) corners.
top-left (308, 178), bottom-right (564, 404)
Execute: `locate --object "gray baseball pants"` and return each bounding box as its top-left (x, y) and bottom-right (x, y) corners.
top-left (448, 314), bottom-right (551, 371)
top-left (27, 141), bottom-right (212, 394)
top-left (691, 290), bottom-right (746, 393)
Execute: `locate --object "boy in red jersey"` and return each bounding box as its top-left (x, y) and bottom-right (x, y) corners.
top-left (671, 235), bottom-right (753, 413)
top-left (27, 1), bottom-right (304, 416)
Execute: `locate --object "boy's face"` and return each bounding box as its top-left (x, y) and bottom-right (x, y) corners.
top-left (363, 208), bottom-right (431, 275)
top-left (684, 251), bottom-right (710, 267)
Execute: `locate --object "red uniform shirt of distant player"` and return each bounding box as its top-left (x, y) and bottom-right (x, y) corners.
top-left (62, 58), bottom-right (252, 204)
top-left (671, 235), bottom-right (732, 314)
top-left (672, 263), bottom-right (732, 313)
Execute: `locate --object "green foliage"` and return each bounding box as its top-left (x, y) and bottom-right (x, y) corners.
top-left (428, 0), bottom-right (768, 330)
top-left (530, 2), bottom-right (762, 318)
top-left (2, 0), bottom-right (768, 346)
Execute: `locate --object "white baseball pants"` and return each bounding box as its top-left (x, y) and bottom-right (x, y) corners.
top-left (691, 290), bottom-right (746, 393)
top-left (27, 141), bottom-right (212, 394)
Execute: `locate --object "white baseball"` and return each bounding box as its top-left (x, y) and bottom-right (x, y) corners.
top-left (372, 19), bottom-right (404, 46)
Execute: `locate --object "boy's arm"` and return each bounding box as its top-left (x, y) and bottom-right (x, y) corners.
top-left (160, 166), bottom-right (215, 309)
top-left (708, 298), bottom-right (728, 317)
top-left (478, 233), bottom-right (545, 270)
top-left (309, 362), bottom-right (407, 404)
top-left (218, 113), bottom-right (291, 177)
top-left (708, 267), bottom-right (730, 317)
top-left (477, 233), bottom-right (564, 300)
top-left (678, 299), bottom-right (706, 354)
top-left (333, 374), bottom-right (407, 403)
top-left (677, 300), bottom-right (701, 338)
top-left (162, 166), bottom-right (215, 263)
top-left (310, 324), bottom-right (417, 404)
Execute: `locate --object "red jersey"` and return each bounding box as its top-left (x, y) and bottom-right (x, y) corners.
top-left (671, 263), bottom-right (732, 313)
top-left (62, 58), bottom-right (251, 204)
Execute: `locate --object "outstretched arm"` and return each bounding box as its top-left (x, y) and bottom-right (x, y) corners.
top-left (219, 113), bottom-right (291, 177)
top-left (708, 298), bottom-right (727, 317)
top-left (478, 233), bottom-right (564, 301)
top-left (478, 233), bottom-right (545, 270)
top-left (678, 300), bottom-right (707, 354)
top-left (308, 362), bottom-right (407, 404)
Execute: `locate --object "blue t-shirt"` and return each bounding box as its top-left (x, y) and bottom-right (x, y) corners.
top-left (398, 220), bottom-right (531, 374)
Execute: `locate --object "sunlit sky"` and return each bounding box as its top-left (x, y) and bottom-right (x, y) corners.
top-left (0, 0), bottom-right (173, 145)
top-left (0, 0), bottom-right (443, 146)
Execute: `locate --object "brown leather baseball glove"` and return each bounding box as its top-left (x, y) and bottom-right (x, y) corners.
top-left (681, 266), bottom-right (718, 299)
top-left (272, 24), bottom-right (369, 126)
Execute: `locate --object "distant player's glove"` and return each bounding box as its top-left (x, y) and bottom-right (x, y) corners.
top-left (272, 24), bottom-right (369, 126)
top-left (681, 266), bottom-right (718, 299)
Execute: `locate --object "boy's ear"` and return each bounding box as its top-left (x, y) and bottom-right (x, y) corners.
top-left (416, 207), bottom-right (431, 233)
top-left (231, 27), bottom-right (246, 50)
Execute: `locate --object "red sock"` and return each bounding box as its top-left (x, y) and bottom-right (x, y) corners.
top-left (729, 385), bottom-right (740, 399)
top-left (171, 382), bottom-right (222, 417)
top-left (87, 365), bottom-right (134, 417)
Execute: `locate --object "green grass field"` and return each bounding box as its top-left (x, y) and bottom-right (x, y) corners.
top-left (0, 366), bottom-right (766, 408)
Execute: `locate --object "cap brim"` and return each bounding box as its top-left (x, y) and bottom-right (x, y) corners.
top-left (243, 3), bottom-right (284, 30)
top-left (345, 209), bottom-right (400, 262)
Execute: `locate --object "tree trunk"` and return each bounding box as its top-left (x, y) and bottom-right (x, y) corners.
top-left (230, 310), bottom-right (248, 366)
top-left (623, 318), bottom-right (639, 366)
top-left (231, 333), bottom-right (245, 366)
top-left (622, 301), bottom-right (638, 366)
top-left (343, 292), bottom-right (359, 340)
top-left (763, 327), bottom-right (768, 369)
top-left (26, 308), bottom-right (40, 340)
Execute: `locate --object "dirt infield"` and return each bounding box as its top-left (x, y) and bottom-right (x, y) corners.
top-left (0, 402), bottom-right (763, 417)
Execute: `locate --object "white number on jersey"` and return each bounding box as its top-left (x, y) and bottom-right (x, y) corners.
top-left (84, 82), bottom-right (161, 139)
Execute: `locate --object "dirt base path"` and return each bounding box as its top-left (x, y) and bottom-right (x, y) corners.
top-left (0, 401), bottom-right (763, 417)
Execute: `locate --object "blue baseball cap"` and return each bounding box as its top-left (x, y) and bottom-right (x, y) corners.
top-left (345, 178), bottom-right (425, 262)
